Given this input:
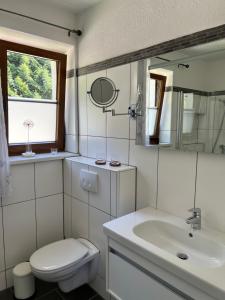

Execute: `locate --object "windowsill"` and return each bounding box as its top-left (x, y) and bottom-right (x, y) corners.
top-left (9, 152), bottom-right (78, 165)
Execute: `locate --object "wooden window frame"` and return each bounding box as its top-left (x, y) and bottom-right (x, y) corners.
top-left (149, 73), bottom-right (167, 145)
top-left (0, 39), bottom-right (67, 156)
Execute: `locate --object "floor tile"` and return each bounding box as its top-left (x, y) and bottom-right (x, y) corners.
top-left (37, 290), bottom-right (63, 300)
top-left (59, 284), bottom-right (96, 300)
top-left (0, 289), bottom-right (14, 300)
top-left (35, 279), bottom-right (58, 298)
top-left (91, 296), bottom-right (104, 300)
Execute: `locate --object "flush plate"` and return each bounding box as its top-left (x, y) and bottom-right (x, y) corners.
top-left (80, 169), bottom-right (98, 193)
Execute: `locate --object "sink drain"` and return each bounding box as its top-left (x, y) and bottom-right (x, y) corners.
top-left (177, 252), bottom-right (188, 260)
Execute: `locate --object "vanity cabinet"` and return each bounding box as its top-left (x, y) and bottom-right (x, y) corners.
top-left (108, 252), bottom-right (183, 300)
top-left (105, 239), bottom-right (216, 300)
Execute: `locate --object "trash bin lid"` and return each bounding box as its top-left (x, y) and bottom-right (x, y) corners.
top-left (13, 262), bottom-right (32, 277)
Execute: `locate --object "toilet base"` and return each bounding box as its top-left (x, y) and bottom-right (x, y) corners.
top-left (58, 265), bottom-right (89, 293)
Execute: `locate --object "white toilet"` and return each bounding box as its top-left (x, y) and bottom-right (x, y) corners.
top-left (30, 238), bottom-right (99, 293)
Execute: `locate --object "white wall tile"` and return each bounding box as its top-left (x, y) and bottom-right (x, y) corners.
top-left (64, 194), bottom-right (72, 238)
top-left (79, 135), bottom-right (88, 157)
top-left (89, 166), bottom-right (110, 214)
top-left (36, 194), bottom-right (63, 248)
top-left (157, 149), bottom-right (196, 218)
top-left (64, 159), bottom-right (72, 196)
top-left (88, 137), bottom-right (106, 159)
top-left (65, 77), bottom-right (76, 135)
top-left (2, 164), bottom-right (35, 206)
top-left (107, 64), bottom-right (130, 112)
top-left (4, 201), bottom-right (36, 268)
top-left (107, 138), bottom-right (129, 164)
top-left (0, 209), bottom-right (4, 272)
top-left (35, 161), bottom-right (63, 198)
top-left (6, 268), bottom-right (13, 288)
top-left (129, 141), bottom-right (158, 209)
top-left (195, 153), bottom-right (225, 231)
top-left (65, 134), bottom-right (78, 153)
top-left (78, 75), bottom-right (88, 135)
top-left (71, 197), bottom-right (89, 239)
top-left (87, 71), bottom-right (107, 137)
top-left (71, 162), bottom-right (89, 203)
top-left (107, 115), bottom-right (129, 139)
top-left (107, 64), bottom-right (130, 139)
top-left (89, 206), bottom-right (110, 279)
top-left (0, 272), bottom-right (6, 291)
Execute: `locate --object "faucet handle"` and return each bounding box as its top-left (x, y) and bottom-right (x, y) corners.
top-left (188, 207), bottom-right (201, 214)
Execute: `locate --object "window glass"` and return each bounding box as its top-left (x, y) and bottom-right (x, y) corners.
top-left (7, 50), bottom-right (58, 144)
top-left (7, 51), bottom-right (57, 100)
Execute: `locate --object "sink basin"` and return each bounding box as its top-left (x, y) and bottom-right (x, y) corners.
top-left (133, 220), bottom-right (225, 268)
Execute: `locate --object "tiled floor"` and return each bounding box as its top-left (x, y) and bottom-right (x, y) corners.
top-left (0, 279), bottom-right (103, 300)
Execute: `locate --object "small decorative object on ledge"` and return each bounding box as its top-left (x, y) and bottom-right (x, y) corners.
top-left (95, 159), bottom-right (106, 165)
top-left (51, 148), bottom-right (58, 155)
top-left (22, 119), bottom-right (36, 157)
top-left (109, 160), bottom-right (121, 167)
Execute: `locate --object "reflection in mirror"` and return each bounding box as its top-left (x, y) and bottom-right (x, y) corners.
top-left (136, 38), bottom-right (225, 154)
top-left (87, 77), bottom-right (119, 107)
top-left (148, 73), bottom-right (166, 145)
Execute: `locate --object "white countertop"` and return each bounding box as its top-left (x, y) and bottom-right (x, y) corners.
top-left (66, 156), bottom-right (136, 172)
top-left (10, 152), bottom-right (77, 165)
top-left (103, 207), bottom-right (225, 300)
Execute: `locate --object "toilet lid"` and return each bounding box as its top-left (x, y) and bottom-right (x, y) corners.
top-left (30, 239), bottom-right (88, 272)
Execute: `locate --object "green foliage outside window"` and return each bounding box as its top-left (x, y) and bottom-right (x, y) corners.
top-left (7, 51), bottom-right (54, 99)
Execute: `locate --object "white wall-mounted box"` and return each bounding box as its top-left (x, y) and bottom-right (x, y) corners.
top-left (66, 156), bottom-right (136, 217)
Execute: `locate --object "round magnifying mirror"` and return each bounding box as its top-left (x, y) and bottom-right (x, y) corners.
top-left (88, 77), bottom-right (118, 107)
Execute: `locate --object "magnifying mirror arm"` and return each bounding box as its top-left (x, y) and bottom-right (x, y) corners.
top-left (102, 104), bottom-right (142, 119)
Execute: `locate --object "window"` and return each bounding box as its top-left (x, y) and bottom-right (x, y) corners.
top-left (0, 40), bottom-right (67, 155)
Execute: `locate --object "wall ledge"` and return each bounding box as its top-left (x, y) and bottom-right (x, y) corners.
top-left (9, 152), bottom-right (78, 165)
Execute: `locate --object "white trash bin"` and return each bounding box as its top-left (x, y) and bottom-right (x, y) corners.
top-left (13, 262), bottom-right (35, 299)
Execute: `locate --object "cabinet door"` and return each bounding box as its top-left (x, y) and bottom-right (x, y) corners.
top-left (109, 252), bottom-right (184, 300)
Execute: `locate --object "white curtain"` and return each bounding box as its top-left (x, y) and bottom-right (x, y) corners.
top-left (0, 78), bottom-right (10, 197)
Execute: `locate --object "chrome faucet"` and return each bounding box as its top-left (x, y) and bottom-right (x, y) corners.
top-left (186, 208), bottom-right (201, 230)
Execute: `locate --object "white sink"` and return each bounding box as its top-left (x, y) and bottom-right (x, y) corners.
top-left (133, 220), bottom-right (225, 268)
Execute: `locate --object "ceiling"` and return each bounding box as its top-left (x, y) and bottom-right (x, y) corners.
top-left (43, 0), bottom-right (103, 14)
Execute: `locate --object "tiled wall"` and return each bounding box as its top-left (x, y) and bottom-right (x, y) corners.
top-left (0, 160), bottom-right (64, 291)
top-left (78, 62), bottom-right (225, 234)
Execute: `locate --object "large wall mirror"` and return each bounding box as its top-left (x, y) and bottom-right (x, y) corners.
top-left (136, 39), bottom-right (225, 154)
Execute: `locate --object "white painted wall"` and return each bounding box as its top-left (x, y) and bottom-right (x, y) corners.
top-left (0, 0), bottom-right (78, 45)
top-left (78, 0), bottom-right (225, 67)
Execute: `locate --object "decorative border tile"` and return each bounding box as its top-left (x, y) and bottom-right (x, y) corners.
top-left (166, 86), bottom-right (225, 96)
top-left (77, 23), bottom-right (225, 76)
top-left (66, 69), bottom-right (75, 78)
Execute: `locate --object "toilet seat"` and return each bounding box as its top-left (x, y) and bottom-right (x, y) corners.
top-left (30, 238), bottom-right (88, 273)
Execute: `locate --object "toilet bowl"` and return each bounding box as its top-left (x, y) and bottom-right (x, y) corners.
top-left (30, 238), bottom-right (99, 293)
